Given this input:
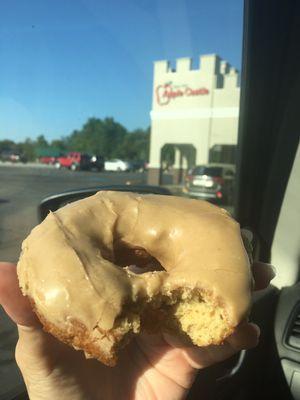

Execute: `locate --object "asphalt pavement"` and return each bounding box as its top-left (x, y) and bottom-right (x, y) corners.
top-left (0, 164), bottom-right (151, 399)
top-left (0, 164), bottom-right (152, 262)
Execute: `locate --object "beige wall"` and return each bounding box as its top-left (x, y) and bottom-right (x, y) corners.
top-left (149, 118), bottom-right (211, 167)
top-left (148, 54), bottom-right (240, 181)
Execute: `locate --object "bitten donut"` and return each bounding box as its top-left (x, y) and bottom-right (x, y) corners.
top-left (17, 191), bottom-right (252, 366)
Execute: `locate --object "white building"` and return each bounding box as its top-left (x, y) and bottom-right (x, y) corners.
top-left (147, 54), bottom-right (240, 184)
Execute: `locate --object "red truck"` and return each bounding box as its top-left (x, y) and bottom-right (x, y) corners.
top-left (39, 156), bottom-right (58, 165)
top-left (55, 152), bottom-right (104, 171)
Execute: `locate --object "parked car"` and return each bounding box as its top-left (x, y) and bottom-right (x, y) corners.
top-left (129, 160), bottom-right (148, 172)
top-left (0, 150), bottom-right (27, 163)
top-left (183, 163), bottom-right (235, 204)
top-left (39, 156), bottom-right (58, 165)
top-left (55, 152), bottom-right (104, 171)
top-left (104, 159), bottom-right (130, 172)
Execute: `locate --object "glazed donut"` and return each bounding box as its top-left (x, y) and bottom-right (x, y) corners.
top-left (17, 191), bottom-right (252, 366)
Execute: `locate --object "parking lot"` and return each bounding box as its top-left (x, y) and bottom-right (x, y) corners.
top-left (0, 164), bottom-right (156, 262)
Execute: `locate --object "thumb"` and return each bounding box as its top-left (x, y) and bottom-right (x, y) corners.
top-left (0, 262), bottom-right (40, 327)
top-left (0, 263), bottom-right (64, 376)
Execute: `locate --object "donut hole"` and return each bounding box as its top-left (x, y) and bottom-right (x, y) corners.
top-left (113, 241), bottom-right (165, 274)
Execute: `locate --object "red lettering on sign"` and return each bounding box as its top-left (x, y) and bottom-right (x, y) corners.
top-left (156, 82), bottom-right (209, 105)
top-left (185, 87), bottom-right (209, 96)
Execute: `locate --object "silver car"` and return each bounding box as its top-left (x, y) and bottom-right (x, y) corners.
top-left (183, 164), bottom-right (235, 204)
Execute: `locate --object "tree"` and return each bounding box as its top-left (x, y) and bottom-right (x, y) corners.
top-left (102, 117), bottom-right (127, 158)
top-left (67, 117), bottom-right (128, 158)
top-left (17, 138), bottom-right (36, 161)
top-left (0, 139), bottom-right (17, 153)
top-left (50, 138), bottom-right (68, 152)
top-left (118, 128), bottom-right (150, 161)
top-left (35, 135), bottom-right (49, 148)
top-left (0, 117), bottom-right (150, 162)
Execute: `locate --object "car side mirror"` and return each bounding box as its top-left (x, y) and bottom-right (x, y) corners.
top-left (38, 185), bottom-right (172, 222)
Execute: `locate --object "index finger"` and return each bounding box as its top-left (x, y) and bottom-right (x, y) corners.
top-left (252, 262), bottom-right (276, 291)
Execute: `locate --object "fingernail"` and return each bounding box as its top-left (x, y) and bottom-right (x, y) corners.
top-left (268, 265), bottom-right (276, 280)
top-left (241, 229), bottom-right (253, 243)
top-left (253, 262), bottom-right (276, 278)
top-left (251, 323), bottom-right (261, 338)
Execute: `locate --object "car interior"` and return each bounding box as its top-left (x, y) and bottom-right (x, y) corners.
top-left (188, 0), bottom-right (300, 398)
top-left (1, 0), bottom-right (299, 399)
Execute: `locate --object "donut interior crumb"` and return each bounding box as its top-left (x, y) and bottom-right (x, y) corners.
top-left (108, 288), bottom-right (232, 359)
top-left (170, 294), bottom-right (230, 345)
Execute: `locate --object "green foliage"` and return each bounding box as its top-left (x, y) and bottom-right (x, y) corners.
top-left (0, 139), bottom-right (17, 153)
top-left (36, 135), bottom-right (49, 148)
top-left (0, 117), bottom-right (150, 162)
top-left (50, 139), bottom-right (68, 152)
top-left (118, 128), bottom-right (150, 161)
top-left (68, 117), bottom-right (128, 157)
top-left (17, 138), bottom-right (37, 161)
top-left (50, 139), bottom-right (65, 149)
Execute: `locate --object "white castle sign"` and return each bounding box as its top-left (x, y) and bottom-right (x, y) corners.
top-left (147, 54), bottom-right (240, 185)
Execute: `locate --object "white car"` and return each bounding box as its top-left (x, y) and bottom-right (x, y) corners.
top-left (104, 159), bottom-right (130, 172)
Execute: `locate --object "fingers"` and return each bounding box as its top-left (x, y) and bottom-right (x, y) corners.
top-left (252, 262), bottom-right (276, 291)
top-left (178, 261), bottom-right (273, 370)
top-left (177, 322), bottom-right (260, 369)
top-left (0, 262), bottom-right (40, 327)
top-left (226, 322), bottom-right (260, 351)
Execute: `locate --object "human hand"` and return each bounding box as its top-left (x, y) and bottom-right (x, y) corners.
top-left (0, 261), bottom-right (275, 400)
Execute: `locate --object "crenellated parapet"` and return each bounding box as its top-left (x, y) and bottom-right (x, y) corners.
top-left (153, 54), bottom-right (239, 90)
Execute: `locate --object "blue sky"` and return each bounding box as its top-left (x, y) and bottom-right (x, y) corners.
top-left (0, 0), bottom-right (243, 142)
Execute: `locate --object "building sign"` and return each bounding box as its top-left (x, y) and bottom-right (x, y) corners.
top-left (156, 82), bottom-right (209, 106)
